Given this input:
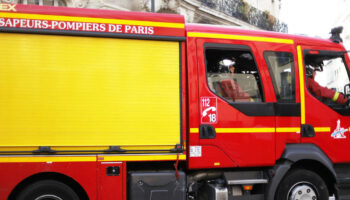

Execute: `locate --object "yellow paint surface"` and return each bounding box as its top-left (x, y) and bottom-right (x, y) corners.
top-left (100, 154), bottom-right (186, 162)
top-left (0, 33), bottom-right (180, 147)
top-left (0, 154), bottom-right (186, 163)
top-left (276, 127), bottom-right (301, 133)
top-left (190, 128), bottom-right (199, 133)
top-left (297, 45), bottom-right (306, 124)
top-left (215, 128), bottom-right (275, 133)
top-left (190, 127), bottom-right (275, 133)
top-left (314, 127), bottom-right (331, 132)
top-left (0, 155), bottom-right (96, 163)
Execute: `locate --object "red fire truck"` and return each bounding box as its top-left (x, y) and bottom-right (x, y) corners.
top-left (0, 3), bottom-right (350, 200)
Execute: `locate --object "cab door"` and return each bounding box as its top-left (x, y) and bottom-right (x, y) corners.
top-left (258, 43), bottom-right (301, 160)
top-left (191, 37), bottom-right (276, 168)
top-left (299, 45), bottom-right (350, 162)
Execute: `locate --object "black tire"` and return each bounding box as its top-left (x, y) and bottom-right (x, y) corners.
top-left (16, 180), bottom-right (80, 200)
top-left (275, 169), bottom-right (329, 200)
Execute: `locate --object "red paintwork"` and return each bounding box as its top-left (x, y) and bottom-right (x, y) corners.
top-left (98, 162), bottom-right (124, 200)
top-left (0, 4), bottom-right (185, 37)
top-left (0, 160), bottom-right (129, 200)
top-left (195, 37), bottom-right (275, 167)
top-left (252, 41), bottom-right (301, 160)
top-left (186, 23), bottom-right (348, 168)
top-left (189, 145), bottom-right (237, 169)
top-left (0, 161), bottom-right (98, 199)
top-left (1, 4), bottom-right (350, 200)
top-left (274, 116), bottom-right (301, 159)
top-left (186, 24), bottom-right (339, 48)
top-left (0, 17), bottom-right (184, 37)
top-left (181, 42), bottom-right (188, 148)
top-left (300, 44), bottom-right (350, 163)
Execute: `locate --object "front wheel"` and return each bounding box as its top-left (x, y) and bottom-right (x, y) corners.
top-left (275, 169), bottom-right (329, 200)
top-left (16, 180), bottom-right (80, 200)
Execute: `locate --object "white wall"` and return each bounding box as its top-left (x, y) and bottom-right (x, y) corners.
top-left (333, 0), bottom-right (350, 49)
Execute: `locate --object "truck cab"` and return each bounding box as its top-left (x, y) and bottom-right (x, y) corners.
top-left (186, 24), bottom-right (350, 200)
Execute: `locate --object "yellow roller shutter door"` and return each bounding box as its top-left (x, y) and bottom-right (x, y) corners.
top-left (0, 33), bottom-right (180, 148)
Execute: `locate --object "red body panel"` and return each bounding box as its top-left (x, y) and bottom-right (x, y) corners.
top-left (186, 23), bottom-right (350, 169)
top-left (187, 37), bottom-right (276, 168)
top-left (186, 35), bottom-right (201, 169)
top-left (0, 161), bottom-right (98, 199)
top-left (0, 4), bottom-right (186, 38)
top-left (189, 145), bottom-right (237, 169)
top-left (98, 162), bottom-right (125, 200)
top-left (181, 42), bottom-right (188, 149)
top-left (252, 42), bottom-right (301, 160)
top-left (300, 44), bottom-right (350, 163)
top-left (303, 91), bottom-right (350, 163)
top-left (275, 117), bottom-right (301, 159)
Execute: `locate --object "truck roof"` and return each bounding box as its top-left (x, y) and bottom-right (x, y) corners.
top-left (186, 23), bottom-right (345, 49)
top-left (0, 3), bottom-right (345, 48)
top-left (0, 3), bottom-right (186, 40)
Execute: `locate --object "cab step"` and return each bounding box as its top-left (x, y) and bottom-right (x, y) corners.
top-left (224, 171), bottom-right (268, 185)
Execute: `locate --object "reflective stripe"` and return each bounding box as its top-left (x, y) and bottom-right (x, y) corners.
top-left (0, 156), bottom-right (96, 163)
top-left (215, 128), bottom-right (275, 133)
top-left (100, 154), bottom-right (186, 162)
top-left (0, 154), bottom-right (186, 163)
top-left (0, 12), bottom-right (185, 28)
top-left (191, 127), bottom-right (274, 133)
top-left (187, 32), bottom-right (294, 44)
top-left (191, 127), bottom-right (330, 133)
top-left (332, 92), bottom-right (340, 102)
top-left (276, 127), bottom-right (300, 132)
top-left (297, 45), bottom-right (306, 124)
top-left (314, 127), bottom-right (331, 132)
top-left (190, 128), bottom-right (199, 133)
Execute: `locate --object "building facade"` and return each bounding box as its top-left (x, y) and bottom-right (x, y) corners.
top-left (333, 0), bottom-right (350, 49)
top-left (0, 0), bottom-right (287, 32)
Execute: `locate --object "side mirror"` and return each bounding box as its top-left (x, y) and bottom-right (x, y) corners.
top-left (344, 83), bottom-right (350, 97)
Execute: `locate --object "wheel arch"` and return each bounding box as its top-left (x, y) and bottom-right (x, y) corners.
top-left (266, 143), bottom-right (336, 199)
top-left (292, 159), bottom-right (336, 195)
top-left (8, 172), bottom-right (89, 200)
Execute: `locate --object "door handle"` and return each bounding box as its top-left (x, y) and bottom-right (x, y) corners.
top-left (200, 125), bottom-right (216, 139)
top-left (301, 124), bottom-right (315, 137)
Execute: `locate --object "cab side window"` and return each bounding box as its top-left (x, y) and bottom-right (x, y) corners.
top-left (264, 51), bottom-right (295, 103)
top-left (205, 46), bottom-right (263, 103)
top-left (304, 50), bottom-right (350, 111)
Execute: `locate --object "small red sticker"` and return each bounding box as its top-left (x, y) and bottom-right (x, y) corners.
top-left (200, 97), bottom-right (218, 124)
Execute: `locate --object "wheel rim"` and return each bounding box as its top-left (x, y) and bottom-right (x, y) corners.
top-left (287, 182), bottom-right (318, 200)
top-left (34, 194), bottom-right (63, 200)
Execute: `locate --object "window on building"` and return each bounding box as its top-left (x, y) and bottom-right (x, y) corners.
top-left (18, 0), bottom-right (66, 6)
top-left (264, 51), bottom-right (295, 103)
top-left (205, 46), bottom-right (263, 103)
